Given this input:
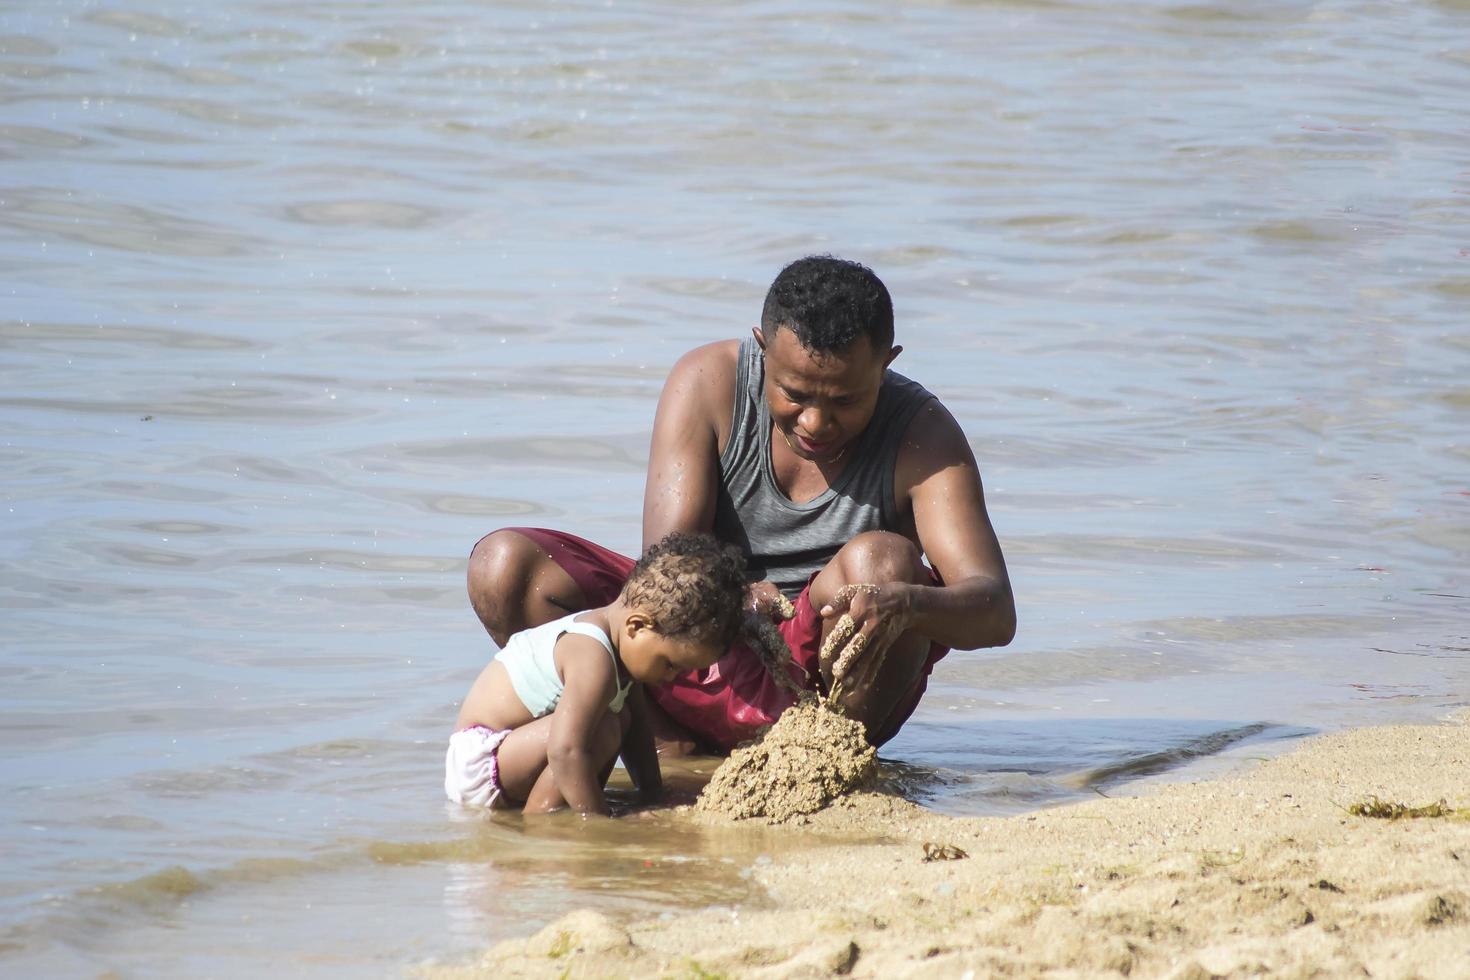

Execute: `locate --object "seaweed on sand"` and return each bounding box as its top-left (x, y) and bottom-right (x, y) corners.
top-left (1345, 796), bottom-right (1463, 820)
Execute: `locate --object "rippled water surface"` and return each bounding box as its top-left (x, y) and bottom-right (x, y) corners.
top-left (3, 0), bottom-right (1468, 974)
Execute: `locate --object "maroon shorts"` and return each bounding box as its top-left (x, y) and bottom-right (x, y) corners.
top-left (503, 527), bottom-right (948, 752)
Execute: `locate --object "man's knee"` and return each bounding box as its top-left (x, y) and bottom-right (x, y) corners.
top-left (466, 529), bottom-right (542, 644)
top-left (835, 531), bottom-right (926, 585)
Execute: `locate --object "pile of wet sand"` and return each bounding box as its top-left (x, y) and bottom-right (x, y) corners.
top-left (696, 696), bottom-right (876, 823)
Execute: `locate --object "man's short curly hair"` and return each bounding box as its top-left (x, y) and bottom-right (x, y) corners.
top-left (620, 532), bottom-right (746, 650)
top-left (760, 255), bottom-right (894, 354)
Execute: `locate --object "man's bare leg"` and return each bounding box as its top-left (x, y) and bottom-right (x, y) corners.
top-left (809, 531), bottom-right (932, 747)
top-left (466, 529), bottom-right (588, 647)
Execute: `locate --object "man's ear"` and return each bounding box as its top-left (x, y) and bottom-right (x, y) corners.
top-left (752, 325), bottom-right (767, 351)
top-left (884, 344), bottom-right (903, 369)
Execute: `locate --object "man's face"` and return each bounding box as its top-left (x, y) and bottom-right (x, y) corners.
top-left (755, 326), bottom-right (898, 464)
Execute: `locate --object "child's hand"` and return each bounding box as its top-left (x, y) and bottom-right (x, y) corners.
top-left (745, 580), bottom-right (794, 622)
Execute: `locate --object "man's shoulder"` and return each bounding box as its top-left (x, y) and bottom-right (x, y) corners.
top-left (879, 366), bottom-right (955, 442)
top-left (663, 339), bottom-right (742, 408)
top-left (894, 391), bottom-right (977, 494)
top-left (881, 365), bottom-right (934, 402)
top-left (652, 339), bottom-right (743, 446)
top-left (671, 338), bottom-right (742, 378)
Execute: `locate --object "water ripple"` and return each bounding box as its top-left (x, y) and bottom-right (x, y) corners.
top-left (0, 188), bottom-right (264, 257)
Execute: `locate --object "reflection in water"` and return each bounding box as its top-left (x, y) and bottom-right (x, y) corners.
top-left (430, 795), bottom-right (890, 949)
top-left (1067, 722), bottom-right (1287, 791)
top-left (283, 200), bottom-right (443, 230)
top-left (880, 717), bottom-right (1312, 816)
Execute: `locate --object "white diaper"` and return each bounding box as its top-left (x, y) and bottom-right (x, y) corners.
top-left (444, 726), bottom-right (512, 808)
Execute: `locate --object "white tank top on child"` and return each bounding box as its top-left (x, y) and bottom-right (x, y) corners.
top-left (495, 612), bottom-right (633, 718)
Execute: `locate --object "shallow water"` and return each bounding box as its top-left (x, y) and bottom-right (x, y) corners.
top-left (3, 0), bottom-right (1468, 974)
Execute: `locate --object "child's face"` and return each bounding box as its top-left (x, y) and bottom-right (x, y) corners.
top-left (621, 622), bottom-right (723, 686)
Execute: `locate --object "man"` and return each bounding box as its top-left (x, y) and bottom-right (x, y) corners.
top-left (468, 256), bottom-right (1015, 754)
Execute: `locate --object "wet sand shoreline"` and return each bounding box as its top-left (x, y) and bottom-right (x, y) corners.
top-left (424, 715), bottom-right (1470, 979)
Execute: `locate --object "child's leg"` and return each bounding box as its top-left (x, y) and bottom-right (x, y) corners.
top-left (518, 714), bottom-right (619, 813)
top-left (491, 715), bottom-right (555, 807)
top-left (512, 709), bottom-right (625, 814)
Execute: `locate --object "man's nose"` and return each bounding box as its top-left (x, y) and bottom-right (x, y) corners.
top-left (800, 405), bottom-right (832, 436)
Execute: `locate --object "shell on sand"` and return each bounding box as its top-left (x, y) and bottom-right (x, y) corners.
top-left (696, 696), bottom-right (876, 823)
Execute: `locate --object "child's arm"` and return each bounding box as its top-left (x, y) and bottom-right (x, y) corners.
top-left (619, 684), bottom-right (662, 804)
top-left (546, 636), bottom-right (619, 816)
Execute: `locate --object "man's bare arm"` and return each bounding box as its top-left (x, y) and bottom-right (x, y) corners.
top-left (897, 400), bottom-right (1016, 650)
top-left (640, 342), bottom-right (736, 549)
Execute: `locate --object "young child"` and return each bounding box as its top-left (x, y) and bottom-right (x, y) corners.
top-left (446, 532), bottom-right (745, 815)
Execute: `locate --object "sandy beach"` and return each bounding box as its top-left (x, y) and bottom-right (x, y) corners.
top-left (424, 716), bottom-right (1470, 979)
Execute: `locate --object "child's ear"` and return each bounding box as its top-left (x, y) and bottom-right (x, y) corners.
top-left (624, 611), bottom-right (656, 636)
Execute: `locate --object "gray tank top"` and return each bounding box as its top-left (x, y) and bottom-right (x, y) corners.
top-left (713, 338), bottom-right (936, 597)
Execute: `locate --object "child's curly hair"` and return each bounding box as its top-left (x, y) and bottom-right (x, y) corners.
top-left (621, 532), bottom-right (746, 649)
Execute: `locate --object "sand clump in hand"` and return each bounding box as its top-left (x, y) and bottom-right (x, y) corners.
top-left (697, 695), bottom-right (876, 822)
